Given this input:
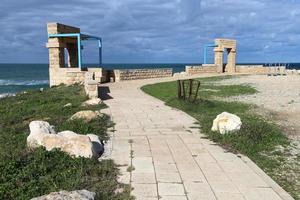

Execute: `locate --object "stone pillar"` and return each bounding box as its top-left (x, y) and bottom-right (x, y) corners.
top-left (46, 23), bottom-right (82, 87)
top-left (47, 38), bottom-right (65, 69)
top-left (46, 37), bottom-right (66, 86)
top-left (66, 43), bottom-right (78, 68)
top-left (214, 47), bottom-right (224, 73)
top-left (227, 48), bottom-right (236, 73)
top-left (46, 23), bottom-right (80, 69)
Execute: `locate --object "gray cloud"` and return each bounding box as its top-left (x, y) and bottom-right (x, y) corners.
top-left (0, 0), bottom-right (299, 63)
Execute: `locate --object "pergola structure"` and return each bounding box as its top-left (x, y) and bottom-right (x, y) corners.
top-left (46, 23), bottom-right (104, 88)
top-left (48, 33), bottom-right (102, 69)
top-left (203, 43), bottom-right (217, 64)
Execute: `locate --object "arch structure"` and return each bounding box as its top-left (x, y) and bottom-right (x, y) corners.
top-left (214, 38), bottom-right (237, 73)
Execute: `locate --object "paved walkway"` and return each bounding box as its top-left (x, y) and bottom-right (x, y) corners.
top-left (102, 76), bottom-right (293, 200)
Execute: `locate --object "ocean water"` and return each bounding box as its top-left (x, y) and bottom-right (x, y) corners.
top-left (0, 64), bottom-right (49, 97)
top-left (0, 63), bottom-right (299, 96)
top-left (0, 63), bottom-right (195, 96)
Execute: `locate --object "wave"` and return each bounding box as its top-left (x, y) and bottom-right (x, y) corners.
top-left (0, 93), bottom-right (15, 99)
top-left (0, 79), bottom-right (49, 86)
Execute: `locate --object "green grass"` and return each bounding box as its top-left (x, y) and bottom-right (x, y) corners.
top-left (0, 85), bottom-right (133, 200)
top-left (142, 75), bottom-right (299, 199)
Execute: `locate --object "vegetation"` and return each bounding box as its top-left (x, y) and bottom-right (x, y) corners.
top-left (0, 85), bottom-right (132, 200)
top-left (142, 76), bottom-right (299, 199)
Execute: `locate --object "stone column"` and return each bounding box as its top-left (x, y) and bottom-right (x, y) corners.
top-left (46, 38), bottom-right (66, 86)
top-left (66, 43), bottom-right (78, 68)
top-left (214, 47), bottom-right (224, 73)
top-left (227, 48), bottom-right (236, 73)
top-left (47, 38), bottom-right (65, 69)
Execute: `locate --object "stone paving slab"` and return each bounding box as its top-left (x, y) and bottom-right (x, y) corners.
top-left (102, 76), bottom-right (294, 200)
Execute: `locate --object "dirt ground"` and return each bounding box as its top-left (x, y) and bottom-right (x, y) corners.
top-left (219, 74), bottom-right (300, 142)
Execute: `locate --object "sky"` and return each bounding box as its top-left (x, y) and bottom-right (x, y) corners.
top-left (0, 0), bottom-right (300, 64)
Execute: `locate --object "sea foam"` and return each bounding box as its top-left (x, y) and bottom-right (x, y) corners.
top-left (0, 79), bottom-right (49, 86)
top-left (0, 93), bottom-right (15, 99)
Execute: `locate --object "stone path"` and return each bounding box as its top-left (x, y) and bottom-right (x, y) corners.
top-left (102, 76), bottom-right (293, 200)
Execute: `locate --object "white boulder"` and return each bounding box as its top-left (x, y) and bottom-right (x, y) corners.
top-left (27, 121), bottom-right (56, 148)
top-left (29, 121), bottom-right (55, 135)
top-left (173, 71), bottom-right (189, 77)
top-left (82, 98), bottom-right (102, 106)
top-left (180, 71), bottom-right (188, 76)
top-left (211, 112), bottom-right (242, 134)
top-left (31, 190), bottom-right (96, 200)
top-left (27, 121), bottom-right (103, 158)
top-left (70, 110), bottom-right (101, 122)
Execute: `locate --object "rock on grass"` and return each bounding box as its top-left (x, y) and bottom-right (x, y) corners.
top-left (31, 190), bottom-right (95, 200)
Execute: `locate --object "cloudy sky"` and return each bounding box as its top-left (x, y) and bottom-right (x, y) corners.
top-left (0, 0), bottom-right (299, 64)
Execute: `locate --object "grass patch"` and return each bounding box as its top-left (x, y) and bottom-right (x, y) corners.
top-left (142, 76), bottom-right (299, 199)
top-left (0, 85), bottom-right (132, 200)
top-left (126, 165), bottom-right (135, 172)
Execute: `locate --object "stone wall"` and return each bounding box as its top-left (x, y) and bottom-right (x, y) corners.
top-left (185, 65), bottom-right (271, 75)
top-left (49, 68), bottom-right (102, 87)
top-left (185, 65), bottom-right (218, 75)
top-left (49, 68), bottom-right (85, 86)
top-left (236, 65), bottom-right (269, 74)
top-left (112, 68), bottom-right (173, 82)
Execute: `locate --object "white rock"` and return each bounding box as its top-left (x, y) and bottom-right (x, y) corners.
top-left (58, 130), bottom-right (78, 137)
top-left (82, 98), bottom-right (102, 106)
top-left (70, 110), bottom-right (100, 122)
top-left (31, 190), bottom-right (96, 200)
top-left (29, 121), bottom-right (55, 135)
top-left (211, 112), bottom-right (242, 134)
top-left (180, 71), bottom-right (188, 76)
top-left (48, 131), bottom-right (94, 158)
top-left (27, 121), bottom-right (103, 158)
top-left (64, 103), bottom-right (72, 107)
top-left (27, 121), bottom-right (56, 148)
top-left (173, 72), bottom-right (188, 77)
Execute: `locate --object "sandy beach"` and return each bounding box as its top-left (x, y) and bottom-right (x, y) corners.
top-left (219, 75), bottom-right (300, 142)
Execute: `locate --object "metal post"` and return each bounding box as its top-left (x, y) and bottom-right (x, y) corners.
top-left (77, 34), bottom-right (82, 69)
top-left (98, 38), bottom-right (102, 66)
top-left (204, 46), bottom-right (207, 64)
top-left (203, 44), bottom-right (217, 65)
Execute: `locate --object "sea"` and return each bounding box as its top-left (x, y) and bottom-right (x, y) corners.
top-left (0, 63), bottom-right (299, 97)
